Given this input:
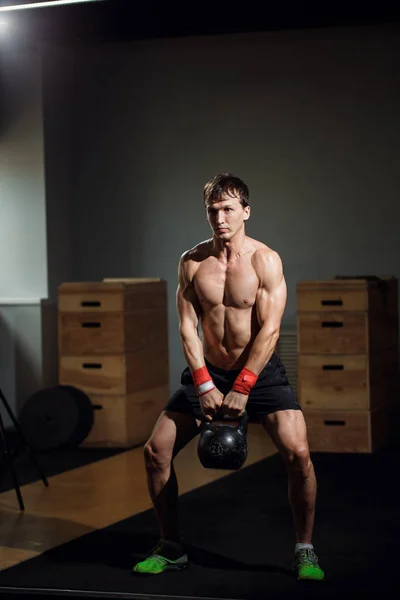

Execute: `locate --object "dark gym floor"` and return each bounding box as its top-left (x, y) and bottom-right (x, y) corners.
top-left (0, 445), bottom-right (398, 600)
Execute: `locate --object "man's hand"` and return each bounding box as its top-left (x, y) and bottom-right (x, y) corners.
top-left (222, 390), bottom-right (248, 418)
top-left (199, 387), bottom-right (224, 421)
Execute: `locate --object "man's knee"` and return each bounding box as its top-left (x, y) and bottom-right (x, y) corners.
top-left (284, 445), bottom-right (312, 477)
top-left (143, 410), bottom-right (198, 471)
top-left (143, 438), bottom-right (172, 472)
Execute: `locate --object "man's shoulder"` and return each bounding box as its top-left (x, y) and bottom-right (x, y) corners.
top-left (180, 239), bottom-right (213, 264)
top-left (249, 239), bottom-right (283, 276)
top-left (249, 238), bottom-right (280, 260)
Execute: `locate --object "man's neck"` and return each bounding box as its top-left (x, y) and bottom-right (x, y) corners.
top-left (212, 232), bottom-right (250, 262)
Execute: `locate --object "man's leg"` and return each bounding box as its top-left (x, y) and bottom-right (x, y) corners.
top-left (260, 409), bottom-right (316, 543)
top-left (133, 410), bottom-right (199, 574)
top-left (144, 410), bottom-right (199, 542)
top-left (260, 409), bottom-right (324, 580)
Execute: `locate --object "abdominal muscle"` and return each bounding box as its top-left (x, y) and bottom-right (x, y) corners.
top-left (201, 305), bottom-right (260, 370)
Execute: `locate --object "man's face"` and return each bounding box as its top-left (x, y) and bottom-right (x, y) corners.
top-left (206, 192), bottom-right (250, 241)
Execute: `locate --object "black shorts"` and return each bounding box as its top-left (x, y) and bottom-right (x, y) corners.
top-left (165, 353), bottom-right (301, 421)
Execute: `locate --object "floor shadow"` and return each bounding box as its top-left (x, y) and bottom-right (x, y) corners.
top-left (184, 542), bottom-right (294, 576)
top-left (0, 445), bottom-right (126, 494)
top-left (0, 511), bottom-right (98, 555)
top-left (35, 529), bottom-right (293, 578)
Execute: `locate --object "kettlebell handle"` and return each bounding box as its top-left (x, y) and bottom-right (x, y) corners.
top-left (200, 410), bottom-right (248, 432)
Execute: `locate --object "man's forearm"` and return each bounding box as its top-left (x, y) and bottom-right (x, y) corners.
top-left (179, 327), bottom-right (205, 373)
top-left (180, 328), bottom-right (217, 397)
top-left (244, 327), bottom-right (280, 375)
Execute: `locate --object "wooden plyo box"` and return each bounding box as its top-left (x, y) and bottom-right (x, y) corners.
top-left (58, 279), bottom-right (169, 447)
top-left (303, 406), bottom-right (392, 454)
top-left (84, 388), bottom-right (168, 448)
top-left (297, 277), bottom-right (399, 453)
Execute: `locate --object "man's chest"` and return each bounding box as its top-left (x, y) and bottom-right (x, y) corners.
top-left (193, 259), bottom-right (259, 309)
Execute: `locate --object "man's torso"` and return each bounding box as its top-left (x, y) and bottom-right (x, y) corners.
top-left (186, 237), bottom-right (270, 370)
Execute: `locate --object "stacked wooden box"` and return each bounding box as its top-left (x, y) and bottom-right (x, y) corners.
top-left (297, 277), bottom-right (399, 453)
top-left (58, 279), bottom-right (169, 447)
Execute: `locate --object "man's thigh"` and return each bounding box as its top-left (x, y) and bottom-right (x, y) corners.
top-left (259, 409), bottom-right (310, 459)
top-left (147, 410), bottom-right (200, 460)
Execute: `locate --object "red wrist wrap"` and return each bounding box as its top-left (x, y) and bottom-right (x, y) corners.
top-left (192, 366), bottom-right (215, 397)
top-left (233, 367), bottom-right (258, 395)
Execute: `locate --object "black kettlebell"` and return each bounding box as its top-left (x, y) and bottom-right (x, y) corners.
top-left (197, 411), bottom-right (248, 471)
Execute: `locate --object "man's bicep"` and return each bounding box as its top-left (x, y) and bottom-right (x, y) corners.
top-left (256, 252), bottom-right (287, 330)
top-left (176, 279), bottom-right (201, 331)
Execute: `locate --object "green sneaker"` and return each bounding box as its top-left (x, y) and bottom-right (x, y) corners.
top-left (132, 539), bottom-right (188, 575)
top-left (294, 547), bottom-right (325, 581)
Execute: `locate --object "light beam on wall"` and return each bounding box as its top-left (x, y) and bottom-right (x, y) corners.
top-left (0, 0), bottom-right (106, 12)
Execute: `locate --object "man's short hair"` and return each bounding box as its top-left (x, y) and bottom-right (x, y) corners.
top-left (204, 173), bottom-right (249, 208)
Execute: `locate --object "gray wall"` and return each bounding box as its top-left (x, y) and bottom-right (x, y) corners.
top-left (70, 24), bottom-right (400, 391)
top-left (0, 47), bottom-right (47, 298)
top-left (0, 43), bottom-right (76, 420)
top-left (0, 304), bottom-right (44, 423)
top-left (42, 45), bottom-right (75, 302)
top-left (0, 47), bottom-right (48, 422)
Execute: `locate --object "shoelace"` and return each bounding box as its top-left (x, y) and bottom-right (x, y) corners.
top-left (297, 548), bottom-right (319, 566)
top-left (147, 554), bottom-right (169, 566)
top-left (148, 543), bottom-right (177, 563)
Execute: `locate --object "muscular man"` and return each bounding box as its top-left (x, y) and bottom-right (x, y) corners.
top-left (133, 173), bottom-right (324, 581)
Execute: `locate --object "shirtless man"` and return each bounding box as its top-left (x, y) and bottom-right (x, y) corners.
top-left (133, 173), bottom-right (324, 581)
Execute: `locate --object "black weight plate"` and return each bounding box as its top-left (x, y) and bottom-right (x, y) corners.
top-left (19, 387), bottom-right (80, 451)
top-left (59, 385), bottom-right (94, 447)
